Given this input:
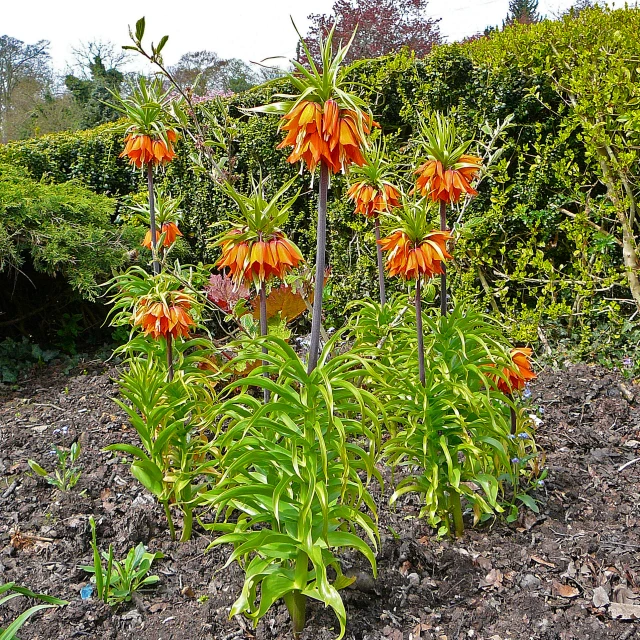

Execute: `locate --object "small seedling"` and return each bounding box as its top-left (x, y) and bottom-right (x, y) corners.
top-left (28, 442), bottom-right (81, 491)
top-left (80, 516), bottom-right (164, 606)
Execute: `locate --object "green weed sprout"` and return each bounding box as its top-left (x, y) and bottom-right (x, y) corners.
top-left (80, 516), bottom-right (164, 606)
top-left (28, 442), bottom-right (81, 491)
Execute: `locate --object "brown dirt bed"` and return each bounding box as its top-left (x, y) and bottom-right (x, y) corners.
top-left (1, 362), bottom-right (639, 640)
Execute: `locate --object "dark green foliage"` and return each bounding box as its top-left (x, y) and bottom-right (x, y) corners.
top-left (65, 56), bottom-right (124, 128)
top-left (505, 0), bottom-right (540, 25)
top-left (0, 163), bottom-right (141, 344)
top-left (0, 6), bottom-right (637, 363)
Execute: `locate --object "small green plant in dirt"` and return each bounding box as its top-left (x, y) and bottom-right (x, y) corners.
top-left (80, 517), bottom-right (164, 606)
top-left (28, 442), bottom-right (82, 492)
top-left (0, 582), bottom-right (67, 640)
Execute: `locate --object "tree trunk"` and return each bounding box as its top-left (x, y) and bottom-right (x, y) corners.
top-left (597, 150), bottom-right (640, 312)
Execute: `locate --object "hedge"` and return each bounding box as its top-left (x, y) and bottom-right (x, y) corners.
top-left (1, 5), bottom-right (637, 366)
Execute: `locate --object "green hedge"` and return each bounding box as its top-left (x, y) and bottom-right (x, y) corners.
top-left (1, 6), bottom-right (637, 366)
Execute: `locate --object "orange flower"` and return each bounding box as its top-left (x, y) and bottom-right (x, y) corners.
top-left (378, 229), bottom-right (452, 280)
top-left (497, 348), bottom-right (537, 394)
top-left (277, 100), bottom-right (373, 174)
top-left (141, 221), bottom-right (183, 249)
top-left (216, 231), bottom-right (304, 286)
top-left (133, 293), bottom-right (195, 340)
top-left (415, 155), bottom-right (482, 204)
top-left (120, 130), bottom-right (177, 168)
top-left (347, 181), bottom-right (401, 218)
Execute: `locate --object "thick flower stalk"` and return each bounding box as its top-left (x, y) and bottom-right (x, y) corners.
top-left (414, 113), bottom-right (482, 315)
top-left (252, 26), bottom-right (372, 374)
top-left (214, 178), bottom-right (303, 402)
top-left (347, 139), bottom-right (401, 304)
top-left (112, 78), bottom-right (180, 275)
top-left (379, 200), bottom-right (452, 385)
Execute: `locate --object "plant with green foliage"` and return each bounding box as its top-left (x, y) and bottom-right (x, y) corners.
top-left (202, 334), bottom-right (383, 639)
top-left (0, 163), bottom-right (136, 299)
top-left (81, 516), bottom-right (163, 606)
top-left (0, 583), bottom-right (67, 640)
top-left (350, 299), bottom-right (540, 537)
top-left (28, 442), bottom-right (81, 491)
top-left (105, 264), bottom-right (220, 541)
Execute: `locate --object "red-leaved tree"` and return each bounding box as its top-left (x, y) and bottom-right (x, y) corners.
top-left (304, 0), bottom-right (441, 65)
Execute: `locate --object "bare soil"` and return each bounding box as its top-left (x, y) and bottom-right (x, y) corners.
top-left (1, 361), bottom-right (639, 640)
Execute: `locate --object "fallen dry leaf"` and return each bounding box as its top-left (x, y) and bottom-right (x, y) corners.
top-left (552, 580), bottom-right (580, 598)
top-left (479, 568), bottom-right (503, 590)
top-left (531, 554), bottom-right (556, 569)
top-left (475, 555), bottom-right (493, 572)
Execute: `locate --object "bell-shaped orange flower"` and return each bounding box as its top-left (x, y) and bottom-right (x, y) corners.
top-left (378, 229), bottom-right (452, 280)
top-left (216, 231), bottom-right (303, 287)
top-left (496, 347), bottom-right (537, 394)
top-left (415, 155), bottom-right (482, 204)
top-left (277, 100), bottom-right (373, 174)
top-left (141, 221), bottom-right (183, 249)
top-left (133, 292), bottom-right (195, 340)
top-left (347, 181), bottom-right (401, 218)
top-left (120, 129), bottom-right (177, 169)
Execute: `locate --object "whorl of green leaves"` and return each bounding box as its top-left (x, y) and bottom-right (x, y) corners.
top-left (202, 334), bottom-right (384, 638)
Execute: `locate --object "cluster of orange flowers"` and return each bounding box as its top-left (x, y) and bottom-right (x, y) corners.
top-left (120, 130), bottom-right (177, 168)
top-left (347, 182), bottom-right (401, 218)
top-left (216, 231), bottom-right (303, 286)
top-left (415, 156), bottom-right (482, 203)
top-left (141, 221), bottom-right (183, 249)
top-left (378, 230), bottom-right (452, 280)
top-left (278, 100), bottom-right (374, 173)
top-left (134, 294), bottom-right (195, 340)
top-left (496, 347), bottom-right (537, 394)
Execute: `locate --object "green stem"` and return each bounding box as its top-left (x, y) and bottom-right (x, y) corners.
top-left (260, 280), bottom-right (270, 403)
top-left (449, 490), bottom-right (464, 538)
top-left (415, 278), bottom-right (425, 386)
top-left (308, 162), bottom-right (329, 374)
top-left (163, 501), bottom-right (176, 541)
top-left (374, 216), bottom-right (386, 305)
top-left (284, 590), bottom-right (307, 637)
top-left (439, 199), bottom-right (448, 316)
top-left (180, 505), bottom-right (192, 542)
top-left (147, 164), bottom-right (160, 276)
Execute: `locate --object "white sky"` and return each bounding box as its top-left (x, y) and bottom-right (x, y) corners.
top-left (3, 0), bottom-right (579, 73)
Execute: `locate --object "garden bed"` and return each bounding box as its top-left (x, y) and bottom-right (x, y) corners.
top-left (1, 361), bottom-right (639, 640)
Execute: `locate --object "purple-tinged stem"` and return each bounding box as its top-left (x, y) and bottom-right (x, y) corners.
top-left (374, 216), bottom-right (386, 305)
top-left (415, 278), bottom-right (425, 386)
top-left (166, 333), bottom-right (174, 382)
top-left (260, 280), bottom-right (270, 403)
top-left (147, 164), bottom-right (160, 276)
top-left (439, 199), bottom-right (447, 316)
top-left (308, 162), bottom-right (329, 374)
